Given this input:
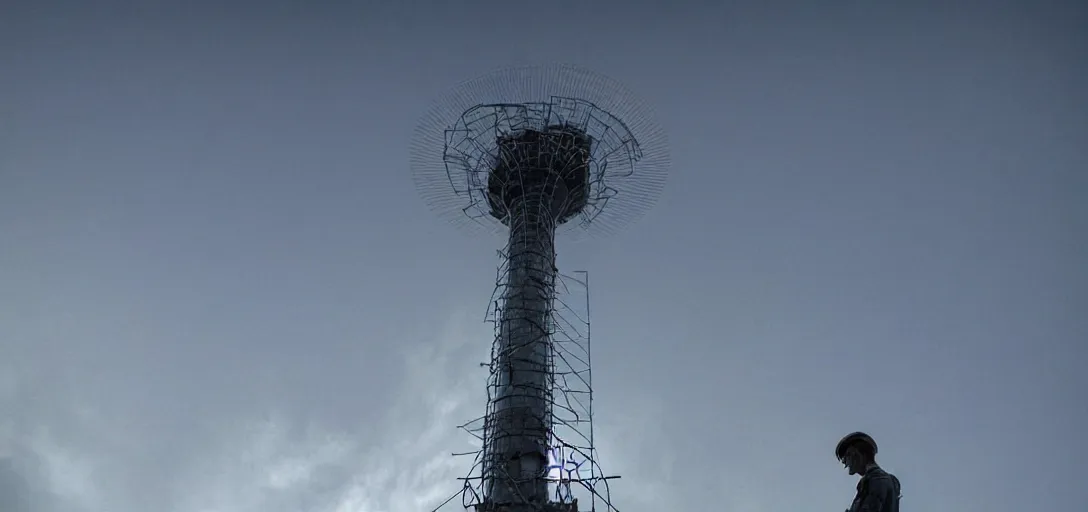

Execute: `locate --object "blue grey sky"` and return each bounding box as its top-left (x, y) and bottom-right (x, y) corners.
top-left (1, 1), bottom-right (1085, 511)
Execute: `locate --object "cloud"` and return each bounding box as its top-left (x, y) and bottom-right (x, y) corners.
top-left (1, 306), bottom-right (491, 512)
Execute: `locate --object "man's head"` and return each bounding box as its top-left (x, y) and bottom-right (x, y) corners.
top-left (835, 432), bottom-right (878, 476)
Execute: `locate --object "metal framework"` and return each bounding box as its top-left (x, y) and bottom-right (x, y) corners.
top-left (411, 64), bottom-right (670, 512)
top-left (442, 270), bottom-right (614, 511)
top-left (412, 64), bottom-right (669, 240)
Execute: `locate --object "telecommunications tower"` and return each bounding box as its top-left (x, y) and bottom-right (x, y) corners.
top-left (410, 64), bottom-right (669, 512)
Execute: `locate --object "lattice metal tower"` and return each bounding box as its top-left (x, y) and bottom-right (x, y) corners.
top-left (411, 64), bottom-right (669, 512)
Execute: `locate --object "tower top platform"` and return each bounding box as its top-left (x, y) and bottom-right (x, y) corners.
top-left (486, 124), bottom-right (592, 225)
top-left (410, 64), bottom-right (670, 240)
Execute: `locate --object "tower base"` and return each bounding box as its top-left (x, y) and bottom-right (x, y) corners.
top-left (473, 500), bottom-right (580, 512)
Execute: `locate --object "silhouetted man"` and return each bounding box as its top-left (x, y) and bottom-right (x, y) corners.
top-left (836, 432), bottom-right (901, 512)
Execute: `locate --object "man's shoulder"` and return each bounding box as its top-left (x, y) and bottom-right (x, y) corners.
top-left (865, 465), bottom-right (895, 478)
top-left (861, 466), bottom-right (898, 491)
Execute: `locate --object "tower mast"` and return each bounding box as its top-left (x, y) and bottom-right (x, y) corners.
top-left (411, 64), bottom-right (670, 512)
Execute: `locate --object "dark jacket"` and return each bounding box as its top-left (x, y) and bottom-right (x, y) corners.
top-left (849, 464), bottom-right (901, 512)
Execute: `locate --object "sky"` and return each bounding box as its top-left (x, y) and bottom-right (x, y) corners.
top-left (1, 1), bottom-right (1085, 511)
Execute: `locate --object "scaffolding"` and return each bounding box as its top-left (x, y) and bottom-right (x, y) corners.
top-left (431, 270), bottom-right (618, 512)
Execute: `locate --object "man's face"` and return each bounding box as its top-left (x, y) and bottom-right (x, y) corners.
top-left (840, 445), bottom-right (865, 476)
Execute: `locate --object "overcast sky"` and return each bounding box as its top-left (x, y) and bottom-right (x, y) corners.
top-left (1, 1), bottom-right (1085, 511)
